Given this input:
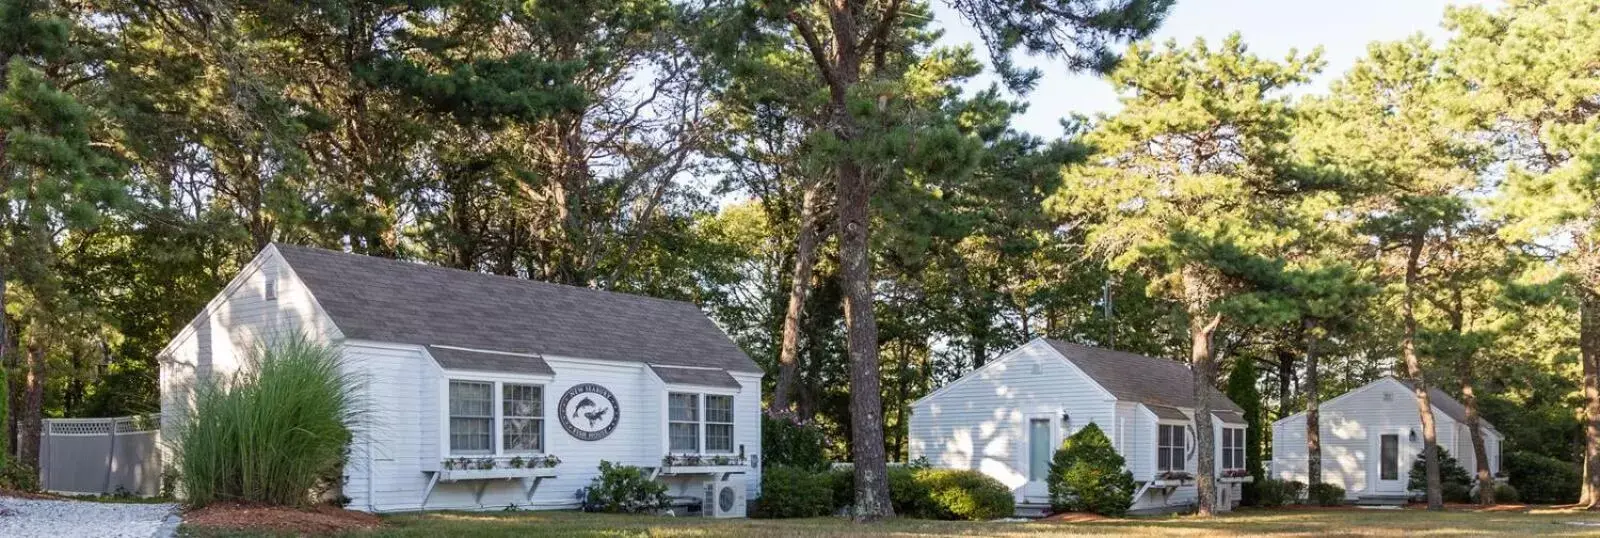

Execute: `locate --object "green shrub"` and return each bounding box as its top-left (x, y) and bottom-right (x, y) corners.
top-left (1492, 483), bottom-right (1519, 504)
top-left (761, 413), bottom-right (829, 471)
top-left (1046, 423), bottom-right (1135, 516)
top-left (887, 465), bottom-right (928, 516)
top-left (584, 461), bottom-right (669, 513)
top-left (172, 336), bottom-right (358, 507)
top-left (1408, 447), bottom-right (1473, 497)
top-left (827, 464), bottom-right (1012, 520)
top-left (1307, 483), bottom-right (1345, 506)
top-left (914, 469), bottom-right (1014, 521)
top-left (1255, 479), bottom-right (1305, 507)
top-left (754, 465), bottom-right (834, 518)
top-left (1441, 481), bottom-right (1472, 504)
top-left (1504, 451), bottom-right (1579, 504)
top-left (828, 464), bottom-right (928, 516)
top-left (0, 461), bottom-right (38, 492)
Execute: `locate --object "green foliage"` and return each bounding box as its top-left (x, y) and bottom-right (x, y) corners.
top-left (0, 460), bottom-right (38, 492)
top-left (583, 461), bottom-right (669, 514)
top-left (1046, 423), bottom-right (1135, 516)
top-left (171, 337), bottom-right (357, 507)
top-left (1504, 451), bottom-right (1579, 504)
top-left (1407, 447), bottom-right (1472, 496)
top-left (1255, 479), bottom-right (1305, 508)
top-left (761, 413), bottom-right (829, 471)
top-left (1492, 483), bottom-right (1519, 504)
top-left (915, 469), bottom-right (1014, 521)
top-left (1306, 483), bottom-right (1345, 506)
top-left (753, 465), bottom-right (834, 518)
top-left (823, 465), bottom-right (1011, 520)
top-left (1223, 359), bottom-right (1264, 504)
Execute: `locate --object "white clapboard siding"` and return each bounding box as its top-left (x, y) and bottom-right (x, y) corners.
top-left (159, 246), bottom-right (343, 445)
top-left (159, 246), bottom-right (764, 514)
top-left (1271, 377), bottom-right (1501, 499)
top-left (909, 340), bottom-right (1116, 502)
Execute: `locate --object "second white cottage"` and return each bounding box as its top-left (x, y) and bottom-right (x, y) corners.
top-left (909, 339), bottom-right (1251, 514)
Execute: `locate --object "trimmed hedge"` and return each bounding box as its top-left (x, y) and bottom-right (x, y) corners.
top-left (1504, 451), bottom-right (1579, 504)
top-left (1492, 483), bottom-right (1519, 504)
top-left (1047, 423), bottom-right (1136, 516)
top-left (808, 465), bottom-right (1010, 520)
top-left (1255, 479), bottom-right (1305, 507)
top-left (916, 469), bottom-right (1014, 521)
top-left (755, 465), bottom-right (834, 518)
top-left (1307, 483), bottom-right (1345, 506)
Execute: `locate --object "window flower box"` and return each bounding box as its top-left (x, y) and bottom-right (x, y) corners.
top-left (437, 466), bottom-right (558, 482)
top-left (1219, 470), bottom-right (1254, 484)
top-left (1152, 471), bottom-right (1194, 486)
top-left (659, 453), bottom-right (750, 475)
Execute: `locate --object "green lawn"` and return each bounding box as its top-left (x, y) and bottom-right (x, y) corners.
top-left (180, 507), bottom-right (1600, 537)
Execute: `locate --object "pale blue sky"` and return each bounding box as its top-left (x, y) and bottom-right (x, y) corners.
top-left (933, 0), bottom-right (1497, 137)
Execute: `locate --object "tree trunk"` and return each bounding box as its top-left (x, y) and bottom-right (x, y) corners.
top-left (839, 154), bottom-right (892, 519)
top-left (1304, 318), bottom-right (1322, 487)
top-left (1185, 266), bottom-right (1221, 517)
top-left (18, 343), bottom-right (44, 471)
top-left (1276, 347), bottom-right (1295, 420)
top-left (1580, 286), bottom-right (1600, 508)
top-left (1402, 235), bottom-right (1443, 510)
top-left (772, 183), bottom-right (824, 413)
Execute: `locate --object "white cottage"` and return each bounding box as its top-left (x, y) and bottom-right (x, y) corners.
top-left (159, 244), bottom-right (763, 515)
top-left (909, 339), bottom-right (1251, 514)
top-left (1271, 376), bottom-right (1503, 502)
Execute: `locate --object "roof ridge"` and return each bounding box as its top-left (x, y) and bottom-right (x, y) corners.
top-left (271, 242), bottom-right (702, 310)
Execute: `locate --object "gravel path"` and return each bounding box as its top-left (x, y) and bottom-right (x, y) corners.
top-left (0, 496), bottom-right (178, 538)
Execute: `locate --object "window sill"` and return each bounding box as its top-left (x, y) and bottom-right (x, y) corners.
top-left (1219, 475), bottom-right (1254, 484)
top-left (1150, 478), bottom-right (1194, 487)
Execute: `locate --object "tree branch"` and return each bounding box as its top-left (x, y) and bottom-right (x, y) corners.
top-left (787, 12), bottom-right (841, 95)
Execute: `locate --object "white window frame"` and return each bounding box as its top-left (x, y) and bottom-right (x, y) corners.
top-left (663, 388), bottom-right (739, 455)
top-left (1157, 422), bottom-right (1187, 472)
top-left (442, 372), bottom-right (550, 457)
top-left (1221, 426), bottom-right (1245, 471)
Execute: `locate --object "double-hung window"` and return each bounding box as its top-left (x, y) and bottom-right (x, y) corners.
top-left (705, 395), bottom-right (734, 453)
top-left (1158, 424), bottom-right (1186, 472)
top-left (448, 379), bottom-right (545, 456)
top-left (449, 381), bottom-right (493, 454)
top-left (1221, 427), bottom-right (1245, 470)
top-left (668, 392), bottom-right (736, 454)
top-left (502, 384), bottom-right (543, 453)
top-left (669, 393), bottom-right (700, 452)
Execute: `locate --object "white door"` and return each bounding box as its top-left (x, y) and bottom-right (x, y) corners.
top-left (1025, 418), bottom-right (1053, 499)
top-left (1372, 432), bottom-right (1405, 493)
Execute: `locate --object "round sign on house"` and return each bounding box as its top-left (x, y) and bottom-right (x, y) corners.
top-left (558, 383), bottom-right (620, 441)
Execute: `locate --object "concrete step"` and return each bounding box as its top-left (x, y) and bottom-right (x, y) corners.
top-left (1015, 502), bottom-right (1051, 518)
top-left (1355, 495), bottom-right (1410, 506)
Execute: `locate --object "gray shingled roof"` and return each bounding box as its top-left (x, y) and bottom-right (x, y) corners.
top-left (1392, 377), bottom-right (1496, 431)
top-left (427, 346), bottom-right (554, 376)
top-left (1044, 340), bottom-right (1245, 414)
top-left (650, 365), bottom-right (742, 389)
top-left (275, 244), bottom-right (760, 373)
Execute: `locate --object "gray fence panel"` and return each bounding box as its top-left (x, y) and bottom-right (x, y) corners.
top-left (40, 415), bottom-right (161, 496)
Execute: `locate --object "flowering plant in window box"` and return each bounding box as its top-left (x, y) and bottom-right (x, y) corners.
top-left (1220, 469), bottom-right (1253, 483)
top-left (1151, 471), bottom-right (1195, 486)
top-left (661, 453), bottom-right (747, 468)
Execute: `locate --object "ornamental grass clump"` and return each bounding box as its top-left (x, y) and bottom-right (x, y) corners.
top-left (173, 336), bottom-right (360, 508)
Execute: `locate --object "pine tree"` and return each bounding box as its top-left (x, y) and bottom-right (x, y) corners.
top-left (1224, 357), bottom-right (1263, 504)
top-left (1053, 34), bottom-right (1322, 516)
top-left (1448, 0), bottom-right (1600, 508)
